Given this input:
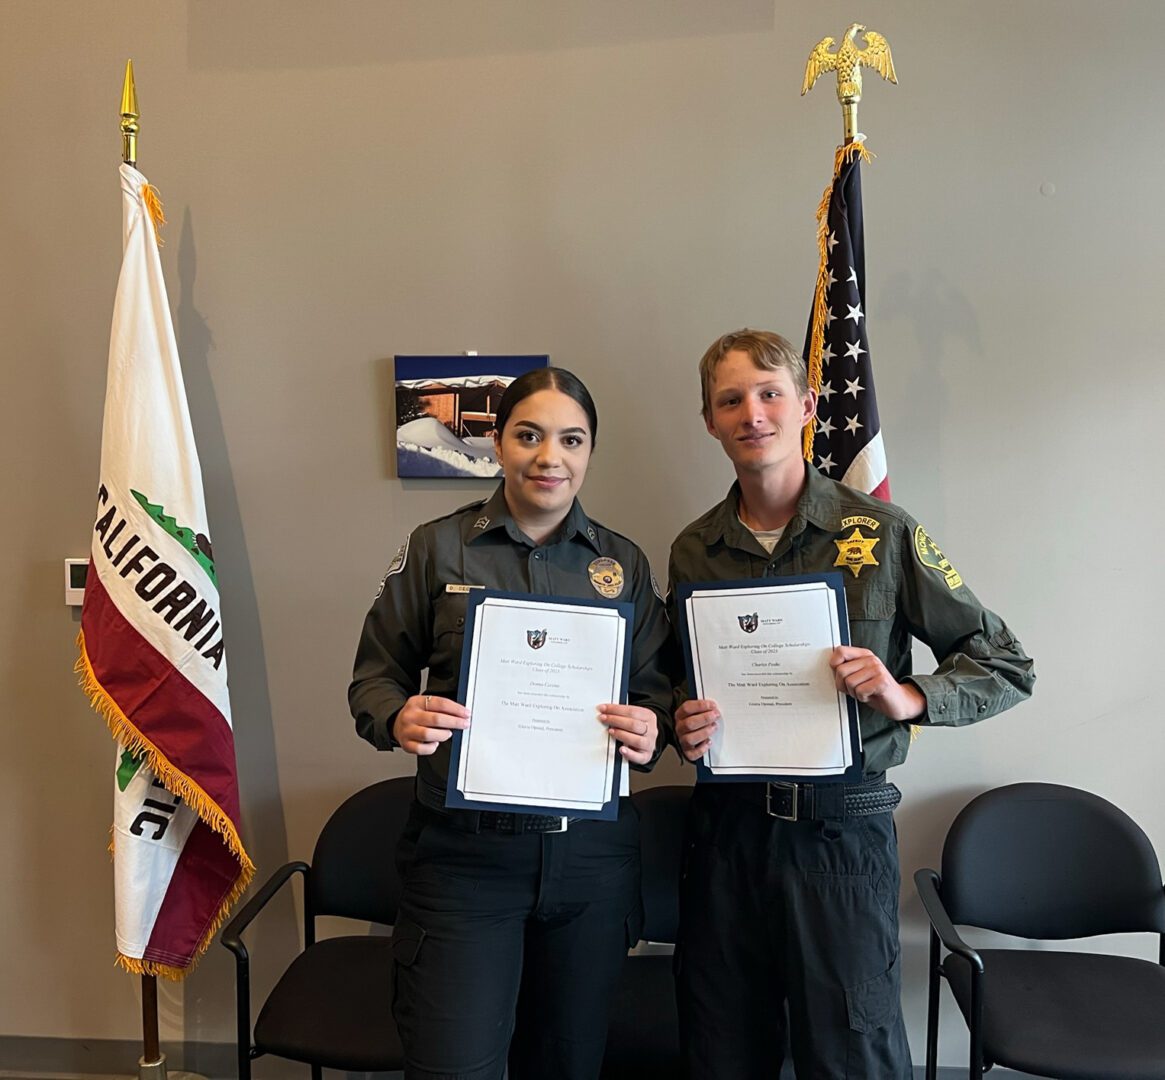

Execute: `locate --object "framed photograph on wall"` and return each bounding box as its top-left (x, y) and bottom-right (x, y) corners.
top-left (394, 354), bottom-right (550, 478)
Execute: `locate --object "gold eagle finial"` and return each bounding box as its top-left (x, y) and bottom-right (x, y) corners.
top-left (802, 24), bottom-right (897, 142)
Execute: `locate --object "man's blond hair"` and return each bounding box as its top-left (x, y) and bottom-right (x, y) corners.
top-left (698, 329), bottom-right (809, 419)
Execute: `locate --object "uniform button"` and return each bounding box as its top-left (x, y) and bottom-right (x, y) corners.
top-left (533, 551), bottom-right (543, 560)
top-left (456, 617), bottom-right (465, 628)
top-left (978, 703), bottom-right (987, 712)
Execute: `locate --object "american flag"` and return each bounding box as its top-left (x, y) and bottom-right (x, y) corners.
top-left (803, 143), bottom-right (890, 500)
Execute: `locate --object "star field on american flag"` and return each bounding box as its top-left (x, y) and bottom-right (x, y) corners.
top-left (804, 152), bottom-right (890, 499)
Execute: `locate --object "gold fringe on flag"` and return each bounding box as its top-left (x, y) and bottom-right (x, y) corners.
top-left (75, 629), bottom-right (255, 978)
top-left (141, 183), bottom-right (167, 246)
top-left (802, 139), bottom-right (875, 461)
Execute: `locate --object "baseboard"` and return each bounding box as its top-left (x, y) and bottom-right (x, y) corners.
top-left (0, 1040), bottom-right (236, 1080)
top-left (0, 1037), bottom-right (1035, 1080)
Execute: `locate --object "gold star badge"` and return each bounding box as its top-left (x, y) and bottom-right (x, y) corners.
top-left (834, 527), bottom-right (880, 577)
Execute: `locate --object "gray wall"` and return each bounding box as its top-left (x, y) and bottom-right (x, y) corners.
top-left (2, 0), bottom-right (1162, 1069)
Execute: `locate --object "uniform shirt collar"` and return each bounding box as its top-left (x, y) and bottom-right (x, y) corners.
top-left (700, 462), bottom-right (840, 549)
top-left (465, 482), bottom-right (603, 554)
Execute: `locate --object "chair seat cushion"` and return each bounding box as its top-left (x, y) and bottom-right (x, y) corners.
top-left (945, 948), bottom-right (1165, 1080)
top-left (254, 934), bottom-right (403, 1071)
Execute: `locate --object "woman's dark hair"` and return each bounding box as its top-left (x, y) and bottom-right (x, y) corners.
top-left (494, 367), bottom-right (598, 447)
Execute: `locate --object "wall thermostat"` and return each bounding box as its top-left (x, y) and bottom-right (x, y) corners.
top-left (65, 559), bottom-right (89, 606)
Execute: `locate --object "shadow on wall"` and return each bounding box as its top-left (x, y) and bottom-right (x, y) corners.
top-left (187, 0), bottom-right (774, 70)
top-left (174, 207), bottom-right (297, 1039)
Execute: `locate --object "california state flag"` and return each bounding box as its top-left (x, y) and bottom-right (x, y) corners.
top-left (76, 164), bottom-right (253, 978)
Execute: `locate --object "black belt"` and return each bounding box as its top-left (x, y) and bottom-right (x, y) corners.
top-left (415, 775), bottom-right (570, 835)
top-left (722, 777), bottom-right (901, 822)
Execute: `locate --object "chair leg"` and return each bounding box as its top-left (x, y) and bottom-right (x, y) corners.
top-left (310, 1065), bottom-right (322, 1080)
top-left (925, 928), bottom-right (940, 1080)
top-left (968, 983), bottom-right (984, 1080)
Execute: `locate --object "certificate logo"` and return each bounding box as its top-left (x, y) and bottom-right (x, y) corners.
top-left (738, 612), bottom-right (759, 634)
top-left (527, 628), bottom-right (549, 650)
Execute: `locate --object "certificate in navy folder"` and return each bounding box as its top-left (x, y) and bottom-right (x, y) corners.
top-left (676, 572), bottom-right (862, 785)
top-left (447, 589), bottom-right (632, 820)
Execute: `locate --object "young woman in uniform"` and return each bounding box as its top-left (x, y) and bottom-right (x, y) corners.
top-left (349, 367), bottom-right (674, 1080)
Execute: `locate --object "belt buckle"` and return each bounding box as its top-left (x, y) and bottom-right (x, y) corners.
top-left (766, 781), bottom-right (799, 821)
top-left (548, 816), bottom-right (569, 833)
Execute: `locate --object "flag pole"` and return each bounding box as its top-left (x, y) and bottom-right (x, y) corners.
top-left (121, 57), bottom-right (167, 1080)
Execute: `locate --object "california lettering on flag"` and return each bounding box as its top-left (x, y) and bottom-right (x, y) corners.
top-left (802, 139), bottom-right (890, 500)
top-left (76, 164), bottom-right (253, 978)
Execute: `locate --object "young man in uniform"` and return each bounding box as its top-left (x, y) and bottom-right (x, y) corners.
top-left (669, 329), bottom-right (1035, 1079)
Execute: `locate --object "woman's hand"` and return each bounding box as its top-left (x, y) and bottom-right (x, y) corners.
top-left (674, 699), bottom-right (719, 762)
top-left (393, 694), bottom-right (470, 755)
top-left (598, 704), bottom-right (659, 766)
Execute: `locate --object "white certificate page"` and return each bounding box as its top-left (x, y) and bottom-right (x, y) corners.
top-left (455, 596), bottom-right (625, 811)
top-left (685, 581), bottom-right (855, 776)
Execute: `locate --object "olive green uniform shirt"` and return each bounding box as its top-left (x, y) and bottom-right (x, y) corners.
top-left (668, 464), bottom-right (1035, 776)
top-left (350, 484), bottom-right (676, 794)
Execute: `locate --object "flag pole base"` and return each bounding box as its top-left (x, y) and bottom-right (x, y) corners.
top-left (138, 1054), bottom-right (166, 1080)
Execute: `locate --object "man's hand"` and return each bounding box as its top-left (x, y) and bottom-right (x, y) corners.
top-left (674, 699), bottom-right (719, 762)
top-left (393, 694), bottom-right (470, 755)
top-left (829, 646), bottom-right (925, 722)
top-left (599, 704), bottom-right (659, 766)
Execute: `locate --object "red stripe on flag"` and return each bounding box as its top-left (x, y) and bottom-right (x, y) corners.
top-left (81, 570), bottom-right (241, 823)
top-left (143, 818), bottom-right (241, 968)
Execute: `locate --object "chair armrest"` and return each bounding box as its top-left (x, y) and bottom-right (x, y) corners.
top-left (220, 860), bottom-right (310, 958)
top-left (913, 868), bottom-right (984, 974)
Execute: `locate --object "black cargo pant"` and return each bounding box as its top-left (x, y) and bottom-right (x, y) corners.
top-left (391, 798), bottom-right (642, 1080)
top-left (676, 785), bottom-right (911, 1079)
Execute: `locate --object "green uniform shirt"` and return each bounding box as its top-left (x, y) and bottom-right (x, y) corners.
top-left (667, 464), bottom-right (1035, 776)
top-left (350, 483), bottom-right (677, 794)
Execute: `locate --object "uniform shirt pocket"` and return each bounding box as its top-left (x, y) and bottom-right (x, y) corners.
top-left (428, 594), bottom-right (468, 686)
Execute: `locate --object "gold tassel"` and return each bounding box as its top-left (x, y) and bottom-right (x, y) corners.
top-left (803, 140), bottom-right (875, 459)
top-left (76, 631), bottom-right (256, 978)
top-left (141, 183), bottom-right (166, 247)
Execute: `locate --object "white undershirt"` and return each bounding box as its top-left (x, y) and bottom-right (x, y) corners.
top-left (741, 515), bottom-right (785, 554)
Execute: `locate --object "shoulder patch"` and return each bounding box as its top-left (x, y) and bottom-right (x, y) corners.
top-left (375, 534), bottom-right (410, 597)
top-left (914, 525), bottom-right (963, 590)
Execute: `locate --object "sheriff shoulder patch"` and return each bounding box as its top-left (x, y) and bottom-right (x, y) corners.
top-left (375, 535), bottom-right (410, 597)
top-left (914, 525), bottom-right (963, 590)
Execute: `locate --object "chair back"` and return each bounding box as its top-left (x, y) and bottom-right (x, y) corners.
top-left (941, 782), bottom-right (1165, 939)
top-left (633, 784), bottom-right (691, 943)
top-left (308, 776), bottom-right (414, 925)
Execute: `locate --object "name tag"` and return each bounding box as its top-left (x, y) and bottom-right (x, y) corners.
top-left (445, 583), bottom-right (485, 594)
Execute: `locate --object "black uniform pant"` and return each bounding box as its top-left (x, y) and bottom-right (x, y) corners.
top-left (676, 786), bottom-right (911, 1080)
top-left (391, 798), bottom-right (642, 1080)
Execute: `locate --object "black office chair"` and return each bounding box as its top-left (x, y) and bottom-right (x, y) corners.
top-left (915, 782), bottom-right (1165, 1080)
top-left (601, 783), bottom-right (691, 1079)
top-left (221, 776), bottom-right (414, 1080)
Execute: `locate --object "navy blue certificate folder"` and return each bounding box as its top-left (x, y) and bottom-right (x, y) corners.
top-left (676, 572), bottom-right (862, 785)
top-left (446, 589), bottom-right (633, 820)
